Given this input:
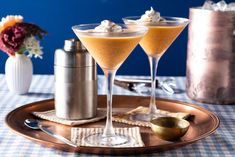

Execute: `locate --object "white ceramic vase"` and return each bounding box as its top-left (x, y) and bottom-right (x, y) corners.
top-left (5, 53), bottom-right (33, 94)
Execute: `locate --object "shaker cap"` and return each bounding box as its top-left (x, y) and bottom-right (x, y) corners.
top-left (54, 39), bottom-right (95, 67)
top-left (64, 39), bottom-right (86, 52)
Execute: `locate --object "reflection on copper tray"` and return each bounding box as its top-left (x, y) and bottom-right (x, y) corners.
top-left (5, 95), bottom-right (219, 155)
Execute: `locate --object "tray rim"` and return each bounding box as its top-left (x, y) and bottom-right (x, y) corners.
top-left (5, 95), bottom-right (220, 154)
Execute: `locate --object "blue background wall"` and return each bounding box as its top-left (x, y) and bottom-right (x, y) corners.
top-left (0, 0), bottom-right (233, 76)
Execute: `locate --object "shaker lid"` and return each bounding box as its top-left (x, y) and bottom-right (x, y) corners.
top-left (54, 39), bottom-right (95, 67)
top-left (64, 39), bottom-right (86, 52)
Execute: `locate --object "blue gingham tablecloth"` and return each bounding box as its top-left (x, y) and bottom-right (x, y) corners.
top-left (0, 74), bottom-right (234, 157)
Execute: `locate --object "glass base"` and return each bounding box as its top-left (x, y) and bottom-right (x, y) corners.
top-left (84, 133), bottom-right (134, 147)
top-left (130, 113), bottom-right (158, 122)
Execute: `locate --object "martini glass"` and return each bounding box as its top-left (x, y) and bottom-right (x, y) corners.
top-left (123, 16), bottom-right (189, 122)
top-left (72, 24), bottom-right (147, 146)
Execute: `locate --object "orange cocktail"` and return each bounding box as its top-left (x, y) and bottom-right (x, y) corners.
top-left (123, 8), bottom-right (189, 122)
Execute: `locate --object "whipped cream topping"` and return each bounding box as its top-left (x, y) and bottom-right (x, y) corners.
top-left (138, 7), bottom-right (161, 23)
top-left (94, 20), bottom-right (122, 32)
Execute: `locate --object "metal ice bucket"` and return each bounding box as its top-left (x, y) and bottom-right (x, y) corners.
top-left (186, 8), bottom-right (235, 104)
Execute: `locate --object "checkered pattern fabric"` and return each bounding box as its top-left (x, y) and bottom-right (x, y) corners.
top-left (0, 74), bottom-right (234, 157)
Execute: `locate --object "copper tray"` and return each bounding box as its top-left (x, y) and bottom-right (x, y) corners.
top-left (5, 95), bottom-right (219, 155)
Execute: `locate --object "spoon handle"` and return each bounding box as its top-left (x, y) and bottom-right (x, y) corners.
top-left (38, 124), bottom-right (77, 147)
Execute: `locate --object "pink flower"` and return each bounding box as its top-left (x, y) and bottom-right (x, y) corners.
top-left (0, 25), bottom-right (26, 55)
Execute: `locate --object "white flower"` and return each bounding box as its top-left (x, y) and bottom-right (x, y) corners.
top-left (23, 36), bottom-right (43, 59)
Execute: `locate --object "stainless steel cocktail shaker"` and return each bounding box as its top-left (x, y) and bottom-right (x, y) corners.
top-left (54, 39), bottom-right (97, 119)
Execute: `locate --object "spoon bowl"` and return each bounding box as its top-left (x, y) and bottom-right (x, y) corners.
top-left (24, 119), bottom-right (40, 129)
top-left (24, 119), bottom-right (77, 147)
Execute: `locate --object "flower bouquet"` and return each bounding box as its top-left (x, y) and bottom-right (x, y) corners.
top-left (0, 15), bottom-right (47, 94)
top-left (0, 15), bottom-right (47, 57)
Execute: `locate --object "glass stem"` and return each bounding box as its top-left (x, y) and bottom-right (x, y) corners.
top-left (148, 56), bottom-right (160, 115)
top-left (102, 69), bottom-right (116, 137)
